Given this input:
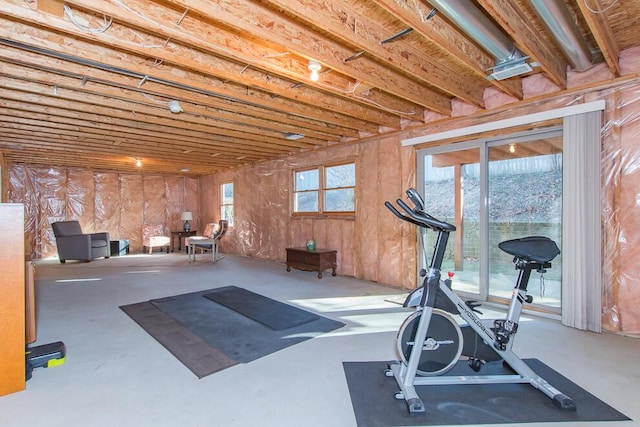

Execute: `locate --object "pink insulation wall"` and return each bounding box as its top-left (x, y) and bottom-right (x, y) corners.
top-left (8, 166), bottom-right (198, 257)
top-left (601, 82), bottom-right (640, 334)
top-left (199, 136), bottom-right (418, 289)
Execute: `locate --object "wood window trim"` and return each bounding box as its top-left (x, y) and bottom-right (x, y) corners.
top-left (292, 161), bottom-right (356, 216)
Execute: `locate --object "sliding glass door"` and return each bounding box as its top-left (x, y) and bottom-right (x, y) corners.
top-left (422, 146), bottom-right (481, 295)
top-left (418, 127), bottom-right (563, 313)
top-left (487, 134), bottom-right (563, 310)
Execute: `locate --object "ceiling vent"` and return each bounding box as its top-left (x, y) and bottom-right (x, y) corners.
top-left (487, 57), bottom-right (534, 81)
top-left (283, 132), bottom-right (305, 140)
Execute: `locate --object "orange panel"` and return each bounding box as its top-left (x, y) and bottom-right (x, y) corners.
top-left (0, 204), bottom-right (25, 396)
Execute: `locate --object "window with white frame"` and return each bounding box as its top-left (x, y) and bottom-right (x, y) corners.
top-left (221, 182), bottom-right (234, 226)
top-left (293, 162), bottom-right (355, 214)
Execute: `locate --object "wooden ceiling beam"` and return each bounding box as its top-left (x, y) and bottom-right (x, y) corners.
top-left (36, 0), bottom-right (64, 17)
top-left (0, 61), bottom-right (328, 148)
top-left (264, 0), bottom-right (485, 108)
top-left (0, 133), bottom-right (254, 174)
top-left (0, 75), bottom-right (318, 151)
top-left (476, 0), bottom-right (567, 88)
top-left (0, 135), bottom-right (244, 173)
top-left (1, 142), bottom-right (222, 175)
top-left (0, 61), bottom-right (329, 148)
top-left (0, 126), bottom-right (256, 167)
top-left (0, 44), bottom-right (357, 140)
top-left (0, 132), bottom-right (258, 173)
top-left (373, 0), bottom-right (524, 99)
top-left (0, 14), bottom-right (385, 131)
top-left (160, 0), bottom-right (449, 115)
top-left (0, 113), bottom-right (282, 159)
top-left (0, 100), bottom-right (291, 157)
top-left (575, 0), bottom-right (620, 76)
top-left (65, 0), bottom-right (424, 123)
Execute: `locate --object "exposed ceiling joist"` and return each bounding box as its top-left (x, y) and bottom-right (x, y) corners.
top-left (0, 0), bottom-right (635, 175)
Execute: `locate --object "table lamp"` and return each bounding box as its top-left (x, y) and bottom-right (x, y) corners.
top-left (181, 211), bottom-right (193, 232)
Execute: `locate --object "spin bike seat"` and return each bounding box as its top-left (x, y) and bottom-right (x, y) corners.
top-left (498, 236), bottom-right (560, 264)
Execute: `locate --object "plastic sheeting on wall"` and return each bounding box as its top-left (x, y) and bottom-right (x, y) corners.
top-left (601, 80), bottom-right (640, 335)
top-left (198, 136), bottom-right (417, 290)
top-left (8, 169), bottom-right (198, 258)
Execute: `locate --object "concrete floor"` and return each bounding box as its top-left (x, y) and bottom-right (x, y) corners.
top-left (0, 252), bottom-right (638, 427)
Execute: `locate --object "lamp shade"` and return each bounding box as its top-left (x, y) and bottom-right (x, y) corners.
top-left (181, 211), bottom-right (193, 221)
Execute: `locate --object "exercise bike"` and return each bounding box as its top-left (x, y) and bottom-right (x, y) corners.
top-left (384, 188), bottom-right (576, 415)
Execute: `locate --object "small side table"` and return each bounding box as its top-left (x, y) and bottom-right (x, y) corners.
top-left (110, 239), bottom-right (130, 256)
top-left (170, 230), bottom-right (198, 252)
top-left (286, 247), bottom-right (337, 279)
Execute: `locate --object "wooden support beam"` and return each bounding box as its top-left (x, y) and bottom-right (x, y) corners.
top-left (454, 163), bottom-right (463, 270)
top-left (373, 0), bottom-right (524, 99)
top-left (61, 0), bottom-right (413, 125)
top-left (576, 0), bottom-right (620, 77)
top-left (0, 44), bottom-right (358, 139)
top-left (37, 0), bottom-right (64, 17)
top-left (266, 0), bottom-right (485, 108)
top-left (0, 7), bottom-right (388, 129)
top-left (159, 0), bottom-right (449, 114)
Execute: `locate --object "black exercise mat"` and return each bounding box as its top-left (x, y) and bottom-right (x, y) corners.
top-left (120, 301), bottom-right (236, 378)
top-left (343, 359), bottom-right (630, 426)
top-left (120, 287), bottom-right (344, 378)
top-left (203, 286), bottom-right (320, 330)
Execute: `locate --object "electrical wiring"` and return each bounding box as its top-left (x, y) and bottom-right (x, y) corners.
top-left (342, 80), bottom-right (417, 116)
top-left (23, 0), bottom-right (37, 11)
top-left (63, 4), bottom-right (112, 34)
top-left (583, 0), bottom-right (620, 14)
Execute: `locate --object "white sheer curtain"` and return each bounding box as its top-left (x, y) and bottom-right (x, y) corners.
top-left (562, 111), bottom-right (602, 332)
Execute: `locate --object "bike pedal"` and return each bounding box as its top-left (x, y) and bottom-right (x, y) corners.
top-left (468, 358), bottom-right (484, 372)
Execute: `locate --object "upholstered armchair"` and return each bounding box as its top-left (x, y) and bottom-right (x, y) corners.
top-left (52, 221), bottom-right (110, 263)
top-left (142, 224), bottom-right (170, 254)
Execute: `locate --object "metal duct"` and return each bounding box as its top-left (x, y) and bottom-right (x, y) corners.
top-left (426, 0), bottom-right (525, 64)
top-left (528, 0), bottom-right (594, 71)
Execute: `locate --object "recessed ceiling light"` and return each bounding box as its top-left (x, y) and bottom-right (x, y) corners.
top-left (180, 167), bottom-right (190, 172)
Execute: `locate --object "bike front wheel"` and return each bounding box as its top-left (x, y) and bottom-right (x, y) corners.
top-left (396, 308), bottom-right (463, 376)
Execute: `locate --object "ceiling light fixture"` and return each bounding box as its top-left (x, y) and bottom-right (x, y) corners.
top-left (135, 159), bottom-right (142, 167)
top-left (509, 143), bottom-right (516, 153)
top-left (308, 60), bottom-right (321, 82)
top-left (168, 100), bottom-right (183, 113)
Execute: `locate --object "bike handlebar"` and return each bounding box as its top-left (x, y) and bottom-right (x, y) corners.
top-left (406, 188), bottom-right (425, 211)
top-left (385, 189), bottom-right (456, 232)
top-left (384, 201), bottom-right (425, 228)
